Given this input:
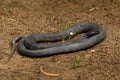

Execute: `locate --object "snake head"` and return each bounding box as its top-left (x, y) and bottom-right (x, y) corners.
top-left (8, 36), bottom-right (24, 62)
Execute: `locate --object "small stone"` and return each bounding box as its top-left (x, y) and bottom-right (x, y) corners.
top-left (89, 7), bottom-right (99, 11)
top-left (70, 32), bottom-right (73, 36)
top-left (91, 50), bottom-right (95, 53)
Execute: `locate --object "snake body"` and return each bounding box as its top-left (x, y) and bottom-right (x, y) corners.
top-left (9, 22), bottom-right (105, 61)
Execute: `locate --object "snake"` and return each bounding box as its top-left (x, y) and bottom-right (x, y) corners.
top-left (8, 22), bottom-right (106, 61)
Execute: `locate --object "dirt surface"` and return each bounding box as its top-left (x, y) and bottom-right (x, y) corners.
top-left (0, 0), bottom-right (120, 80)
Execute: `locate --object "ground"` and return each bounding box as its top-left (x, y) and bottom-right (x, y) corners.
top-left (0, 0), bottom-right (120, 80)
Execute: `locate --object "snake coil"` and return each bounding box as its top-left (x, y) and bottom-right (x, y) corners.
top-left (8, 22), bottom-right (106, 61)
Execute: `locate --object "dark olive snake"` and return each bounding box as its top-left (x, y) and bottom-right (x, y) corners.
top-left (8, 22), bottom-right (106, 61)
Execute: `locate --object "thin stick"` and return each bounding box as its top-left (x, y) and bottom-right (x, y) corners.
top-left (40, 66), bottom-right (59, 77)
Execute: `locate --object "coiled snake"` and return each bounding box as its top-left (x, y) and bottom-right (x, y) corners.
top-left (8, 22), bottom-right (106, 61)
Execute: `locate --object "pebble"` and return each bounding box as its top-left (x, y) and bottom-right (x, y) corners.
top-left (91, 50), bottom-right (95, 53)
top-left (89, 7), bottom-right (99, 11)
top-left (70, 32), bottom-right (74, 36)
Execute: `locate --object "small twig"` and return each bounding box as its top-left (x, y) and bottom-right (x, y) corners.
top-left (40, 66), bottom-right (59, 77)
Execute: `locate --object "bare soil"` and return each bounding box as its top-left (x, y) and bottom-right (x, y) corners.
top-left (0, 0), bottom-right (120, 80)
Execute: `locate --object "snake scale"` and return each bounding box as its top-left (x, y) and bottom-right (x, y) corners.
top-left (8, 22), bottom-right (106, 61)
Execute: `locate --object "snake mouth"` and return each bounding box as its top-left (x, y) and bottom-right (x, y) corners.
top-left (8, 36), bottom-right (24, 62)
